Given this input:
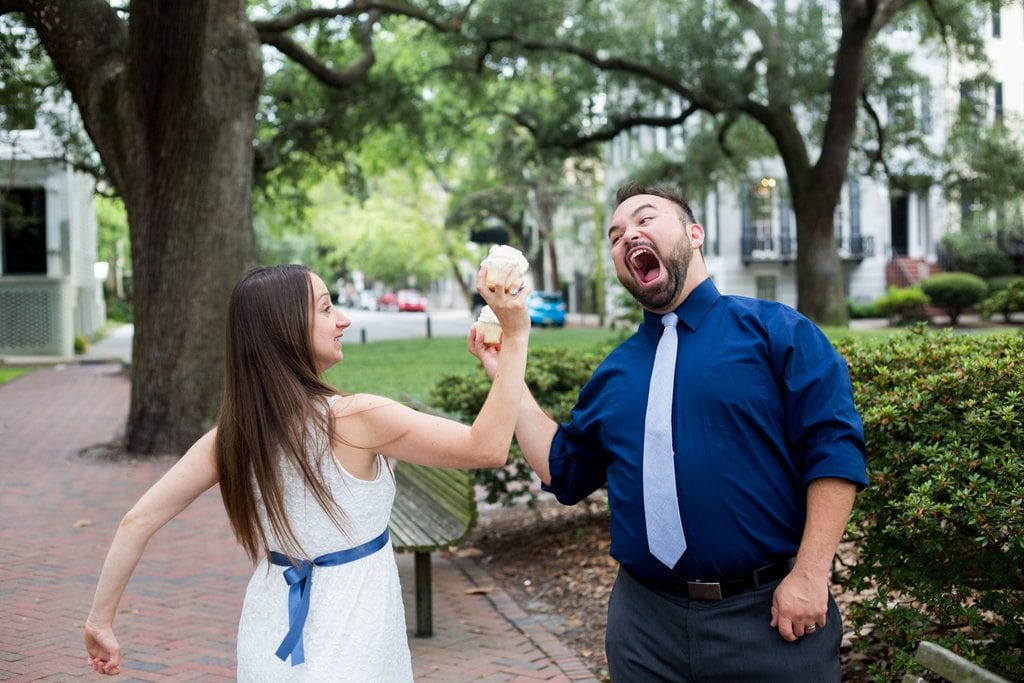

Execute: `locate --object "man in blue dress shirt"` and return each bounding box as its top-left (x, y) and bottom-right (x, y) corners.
top-left (469, 182), bottom-right (868, 681)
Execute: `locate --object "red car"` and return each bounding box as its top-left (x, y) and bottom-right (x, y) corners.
top-left (376, 290), bottom-right (397, 311)
top-left (396, 289), bottom-right (428, 312)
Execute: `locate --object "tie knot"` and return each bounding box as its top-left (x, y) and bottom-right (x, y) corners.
top-left (661, 312), bottom-right (678, 329)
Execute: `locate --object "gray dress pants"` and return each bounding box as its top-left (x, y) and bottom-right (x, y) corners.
top-left (606, 567), bottom-right (842, 682)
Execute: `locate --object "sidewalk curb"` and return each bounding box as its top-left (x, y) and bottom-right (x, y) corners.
top-left (453, 557), bottom-right (602, 682)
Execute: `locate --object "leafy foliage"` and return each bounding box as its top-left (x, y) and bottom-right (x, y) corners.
top-left (940, 232), bottom-right (1015, 279)
top-left (430, 344), bottom-right (613, 505)
top-left (875, 285), bottom-right (931, 325)
top-left (980, 277), bottom-right (1024, 322)
top-left (919, 272), bottom-right (988, 324)
top-left (834, 329), bottom-right (1024, 681)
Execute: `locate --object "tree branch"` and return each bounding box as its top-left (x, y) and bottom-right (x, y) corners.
top-left (562, 107), bottom-right (700, 151)
top-left (12, 0), bottom-right (136, 190)
top-left (250, 0), bottom-right (467, 34)
top-left (728, 0), bottom-right (786, 97)
top-left (481, 32), bottom-right (719, 111)
top-left (870, 0), bottom-right (918, 38)
top-left (858, 90), bottom-right (891, 177)
top-left (716, 114), bottom-right (740, 160)
top-left (257, 10), bottom-right (381, 88)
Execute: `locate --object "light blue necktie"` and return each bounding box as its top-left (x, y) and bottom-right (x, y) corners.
top-left (643, 312), bottom-right (687, 568)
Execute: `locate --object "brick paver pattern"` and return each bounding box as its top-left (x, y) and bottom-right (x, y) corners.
top-left (0, 364), bottom-right (598, 682)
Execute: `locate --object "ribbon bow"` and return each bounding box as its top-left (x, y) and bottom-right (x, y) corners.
top-left (269, 528), bottom-right (390, 666)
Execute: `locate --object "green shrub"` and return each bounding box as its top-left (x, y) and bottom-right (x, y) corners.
top-left (941, 232), bottom-right (1014, 278)
top-left (431, 345), bottom-right (610, 506)
top-left (980, 278), bottom-right (1024, 323)
top-left (875, 285), bottom-right (930, 325)
top-left (986, 274), bottom-right (1024, 294)
top-left (919, 272), bottom-right (988, 324)
top-left (74, 335), bottom-right (89, 354)
top-left (848, 298), bottom-right (885, 319)
top-left (107, 299), bottom-right (133, 323)
top-left (833, 330), bottom-right (1024, 681)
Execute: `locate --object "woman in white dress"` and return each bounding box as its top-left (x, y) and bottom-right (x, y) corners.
top-left (84, 262), bottom-right (531, 679)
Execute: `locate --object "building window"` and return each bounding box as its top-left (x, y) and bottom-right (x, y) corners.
top-left (755, 274), bottom-right (777, 301)
top-left (920, 82), bottom-right (932, 134)
top-left (751, 177), bottom-right (776, 252)
top-left (995, 82), bottom-right (1004, 124)
top-left (1, 188), bottom-right (47, 275)
top-left (886, 82), bottom-right (916, 129)
top-left (959, 80), bottom-right (988, 123)
top-left (992, 5), bottom-right (1000, 37)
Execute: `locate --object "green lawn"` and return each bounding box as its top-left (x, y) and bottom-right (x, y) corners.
top-left (324, 327), bottom-right (623, 402)
top-left (324, 321), bottom-right (1021, 402)
top-left (0, 367), bottom-right (30, 385)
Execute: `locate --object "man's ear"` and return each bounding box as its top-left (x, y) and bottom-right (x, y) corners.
top-left (689, 223), bottom-right (706, 250)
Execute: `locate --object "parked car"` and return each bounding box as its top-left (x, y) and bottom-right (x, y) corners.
top-left (527, 291), bottom-right (566, 327)
top-left (376, 290), bottom-right (397, 311)
top-left (396, 289), bottom-right (428, 312)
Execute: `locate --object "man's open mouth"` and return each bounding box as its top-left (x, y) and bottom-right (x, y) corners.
top-left (627, 246), bottom-right (663, 285)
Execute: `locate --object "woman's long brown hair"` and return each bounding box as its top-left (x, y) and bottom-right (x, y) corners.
top-left (214, 264), bottom-right (345, 562)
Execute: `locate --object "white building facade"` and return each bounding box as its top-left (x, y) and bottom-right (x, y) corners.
top-left (1, 104), bottom-right (104, 357)
top-left (551, 4), bottom-right (1022, 315)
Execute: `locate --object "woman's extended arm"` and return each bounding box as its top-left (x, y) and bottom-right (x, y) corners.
top-left (85, 429), bottom-right (220, 675)
top-left (332, 266), bottom-right (531, 471)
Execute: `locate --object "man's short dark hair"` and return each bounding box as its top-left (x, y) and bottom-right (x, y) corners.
top-left (615, 182), bottom-right (696, 225)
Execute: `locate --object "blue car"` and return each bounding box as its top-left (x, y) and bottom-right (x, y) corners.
top-left (527, 291), bottom-right (566, 327)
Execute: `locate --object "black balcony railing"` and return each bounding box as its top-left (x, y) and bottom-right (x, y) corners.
top-left (843, 235), bottom-right (874, 259)
top-left (740, 230), bottom-right (873, 262)
top-left (741, 230), bottom-right (795, 262)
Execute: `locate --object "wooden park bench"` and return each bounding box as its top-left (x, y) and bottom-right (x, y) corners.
top-left (901, 641), bottom-right (1010, 683)
top-left (388, 398), bottom-right (478, 637)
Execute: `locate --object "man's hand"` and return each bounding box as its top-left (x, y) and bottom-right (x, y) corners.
top-left (769, 568), bottom-right (828, 642)
top-left (85, 622), bottom-right (123, 675)
top-left (467, 325), bottom-right (501, 380)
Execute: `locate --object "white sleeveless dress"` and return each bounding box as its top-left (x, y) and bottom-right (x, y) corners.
top-left (235, 398), bottom-right (413, 681)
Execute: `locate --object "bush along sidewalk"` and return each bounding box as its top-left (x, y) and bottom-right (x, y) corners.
top-left (834, 328), bottom-right (1024, 681)
top-left (434, 327), bottom-right (1024, 679)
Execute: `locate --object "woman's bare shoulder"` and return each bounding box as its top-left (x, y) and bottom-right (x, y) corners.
top-left (329, 393), bottom-right (398, 419)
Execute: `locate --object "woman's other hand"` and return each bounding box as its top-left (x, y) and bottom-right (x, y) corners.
top-left (85, 621), bottom-right (122, 675)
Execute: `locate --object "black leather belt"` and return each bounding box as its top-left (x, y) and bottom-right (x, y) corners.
top-left (629, 557), bottom-right (796, 601)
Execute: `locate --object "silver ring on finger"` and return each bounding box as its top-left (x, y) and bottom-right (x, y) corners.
top-left (805, 624), bottom-right (817, 633)
top-left (509, 286), bottom-right (522, 296)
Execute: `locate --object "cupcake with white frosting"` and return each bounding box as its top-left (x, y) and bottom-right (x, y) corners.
top-left (481, 245), bottom-right (529, 291)
top-left (472, 305), bottom-right (503, 345)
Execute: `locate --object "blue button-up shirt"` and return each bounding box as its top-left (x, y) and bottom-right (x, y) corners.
top-left (544, 279), bottom-right (867, 582)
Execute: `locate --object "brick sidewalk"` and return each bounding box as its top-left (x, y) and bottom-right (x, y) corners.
top-left (0, 364), bottom-right (598, 682)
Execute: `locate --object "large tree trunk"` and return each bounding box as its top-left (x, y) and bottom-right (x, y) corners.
top-left (767, 3), bottom-right (874, 326)
top-left (794, 202), bottom-right (848, 325)
top-left (23, 0), bottom-right (262, 454)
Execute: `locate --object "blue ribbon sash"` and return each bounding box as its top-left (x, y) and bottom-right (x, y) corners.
top-left (268, 528), bottom-right (390, 666)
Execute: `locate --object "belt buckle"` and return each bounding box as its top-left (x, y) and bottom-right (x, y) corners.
top-left (687, 581), bottom-right (723, 601)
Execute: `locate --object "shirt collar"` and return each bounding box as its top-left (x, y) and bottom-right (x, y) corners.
top-left (641, 278), bottom-right (720, 332)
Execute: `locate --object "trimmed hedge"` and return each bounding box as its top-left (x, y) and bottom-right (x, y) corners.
top-left (876, 285), bottom-right (930, 325)
top-left (919, 272), bottom-right (988, 324)
top-left (834, 329), bottom-right (1024, 681)
top-left (433, 329), bottom-right (1024, 679)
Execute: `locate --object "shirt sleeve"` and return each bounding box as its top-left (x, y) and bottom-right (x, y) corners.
top-left (768, 308), bottom-right (869, 489)
top-left (541, 368), bottom-right (614, 505)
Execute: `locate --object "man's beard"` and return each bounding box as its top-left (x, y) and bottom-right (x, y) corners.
top-left (620, 240), bottom-right (693, 311)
